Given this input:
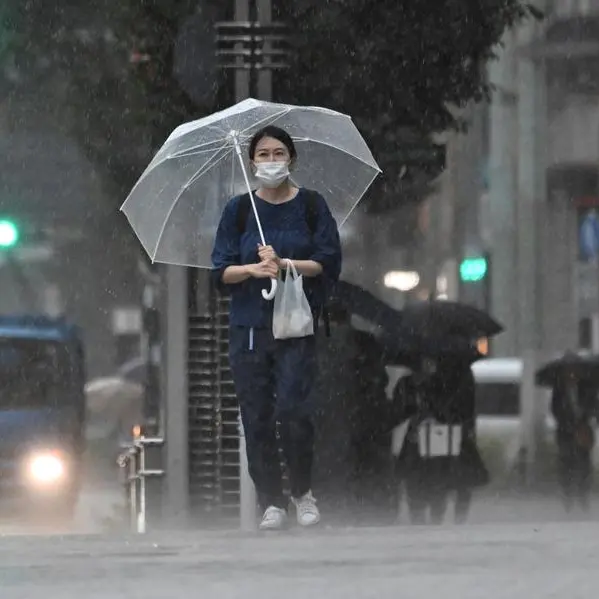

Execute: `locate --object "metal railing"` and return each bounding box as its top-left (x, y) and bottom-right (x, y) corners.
top-left (117, 433), bottom-right (165, 533)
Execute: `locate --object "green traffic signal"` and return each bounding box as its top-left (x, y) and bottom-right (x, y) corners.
top-left (460, 256), bottom-right (488, 282)
top-left (0, 220), bottom-right (19, 248)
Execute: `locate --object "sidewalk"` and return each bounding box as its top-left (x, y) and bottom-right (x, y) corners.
top-left (1, 521), bottom-right (598, 598)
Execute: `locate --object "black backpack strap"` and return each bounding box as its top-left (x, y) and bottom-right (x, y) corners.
top-left (236, 192), bottom-right (252, 235)
top-left (303, 190), bottom-right (333, 338)
top-left (303, 190), bottom-right (320, 234)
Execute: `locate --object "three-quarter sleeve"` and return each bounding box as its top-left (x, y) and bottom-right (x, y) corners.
top-left (309, 194), bottom-right (342, 281)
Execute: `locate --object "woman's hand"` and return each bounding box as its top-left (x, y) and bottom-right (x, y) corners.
top-left (257, 244), bottom-right (280, 266)
top-left (247, 260), bottom-right (279, 279)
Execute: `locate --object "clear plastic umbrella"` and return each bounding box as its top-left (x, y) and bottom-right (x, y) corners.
top-left (121, 97), bottom-right (381, 299)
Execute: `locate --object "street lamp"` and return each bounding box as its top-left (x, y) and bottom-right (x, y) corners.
top-left (384, 270), bottom-right (421, 292)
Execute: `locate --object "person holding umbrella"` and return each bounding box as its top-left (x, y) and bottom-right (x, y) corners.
top-left (550, 377), bottom-right (596, 513)
top-left (392, 354), bottom-right (489, 525)
top-left (211, 125), bottom-right (342, 530)
top-left (537, 353), bottom-right (599, 513)
top-left (121, 98), bottom-right (381, 530)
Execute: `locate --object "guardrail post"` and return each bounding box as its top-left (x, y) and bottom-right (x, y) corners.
top-left (118, 435), bottom-right (165, 534)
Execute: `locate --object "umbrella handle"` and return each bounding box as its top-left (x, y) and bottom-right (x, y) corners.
top-left (262, 278), bottom-right (278, 301)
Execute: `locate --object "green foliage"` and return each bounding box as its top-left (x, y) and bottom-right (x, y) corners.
top-left (278, 0), bottom-right (539, 210)
top-left (0, 0), bottom-right (539, 209)
top-left (0, 0), bottom-right (200, 192)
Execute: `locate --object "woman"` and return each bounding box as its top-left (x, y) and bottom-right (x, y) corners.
top-left (393, 358), bottom-right (489, 525)
top-left (211, 125), bottom-right (342, 530)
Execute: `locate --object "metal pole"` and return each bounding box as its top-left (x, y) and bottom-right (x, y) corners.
top-left (488, 34), bottom-right (518, 356)
top-left (129, 448), bottom-right (138, 532)
top-left (516, 10), bottom-right (547, 485)
top-left (162, 265), bottom-right (189, 526)
top-left (235, 0), bottom-right (251, 100)
top-left (235, 0), bottom-right (258, 532)
top-left (142, 282), bottom-right (161, 435)
top-left (255, 0), bottom-right (273, 100)
top-left (137, 444), bottom-right (147, 533)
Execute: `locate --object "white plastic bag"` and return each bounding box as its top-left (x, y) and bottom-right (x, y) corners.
top-left (417, 419), bottom-right (462, 458)
top-left (272, 261), bottom-right (314, 340)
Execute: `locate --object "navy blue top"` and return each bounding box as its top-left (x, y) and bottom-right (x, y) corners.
top-left (211, 188), bottom-right (342, 328)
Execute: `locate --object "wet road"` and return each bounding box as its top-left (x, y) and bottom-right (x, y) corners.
top-left (0, 449), bottom-right (597, 597)
top-left (0, 521), bottom-right (597, 598)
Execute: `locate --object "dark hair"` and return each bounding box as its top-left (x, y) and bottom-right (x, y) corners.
top-left (248, 125), bottom-right (297, 160)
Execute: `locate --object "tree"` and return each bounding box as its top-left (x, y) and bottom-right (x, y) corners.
top-left (0, 0), bottom-right (539, 213)
top-left (277, 0), bottom-right (541, 211)
top-left (0, 0), bottom-right (204, 196)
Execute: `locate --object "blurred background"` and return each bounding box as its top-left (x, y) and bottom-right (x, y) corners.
top-left (1, 0), bottom-right (599, 532)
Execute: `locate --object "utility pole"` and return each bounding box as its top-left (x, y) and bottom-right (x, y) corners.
top-left (488, 34), bottom-right (518, 356)
top-left (516, 9), bottom-right (547, 486)
top-left (234, 0), bottom-right (251, 100)
top-left (216, 0), bottom-right (289, 531)
top-left (255, 0), bottom-right (273, 100)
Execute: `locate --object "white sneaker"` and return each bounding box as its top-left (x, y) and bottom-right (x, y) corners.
top-left (292, 491), bottom-right (321, 527)
top-left (259, 506), bottom-right (288, 531)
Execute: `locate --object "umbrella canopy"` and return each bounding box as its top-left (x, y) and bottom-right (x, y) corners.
top-left (398, 300), bottom-right (503, 340)
top-left (329, 280), bottom-right (484, 367)
top-left (84, 376), bottom-right (143, 416)
top-left (536, 352), bottom-right (599, 387)
top-left (330, 280), bottom-right (402, 330)
top-left (379, 331), bottom-right (484, 369)
top-left (84, 376), bottom-right (143, 441)
top-left (117, 356), bottom-right (146, 385)
top-left (121, 98), bottom-right (381, 270)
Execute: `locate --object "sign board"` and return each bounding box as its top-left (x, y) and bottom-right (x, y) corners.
top-left (579, 209), bottom-right (599, 262)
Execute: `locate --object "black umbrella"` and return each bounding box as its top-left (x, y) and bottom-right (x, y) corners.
top-left (398, 300), bottom-right (503, 339)
top-left (379, 330), bottom-right (484, 369)
top-left (330, 281), bottom-right (485, 367)
top-left (536, 352), bottom-right (599, 387)
top-left (329, 280), bottom-right (401, 330)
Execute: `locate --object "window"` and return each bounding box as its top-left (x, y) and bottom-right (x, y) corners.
top-left (0, 339), bottom-right (71, 409)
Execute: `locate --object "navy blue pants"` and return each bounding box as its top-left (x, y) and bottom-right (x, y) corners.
top-left (229, 326), bottom-right (317, 511)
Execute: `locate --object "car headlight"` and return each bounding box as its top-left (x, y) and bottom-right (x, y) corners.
top-left (28, 453), bottom-right (65, 484)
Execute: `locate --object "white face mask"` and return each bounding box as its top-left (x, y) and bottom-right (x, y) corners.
top-left (254, 161), bottom-right (290, 188)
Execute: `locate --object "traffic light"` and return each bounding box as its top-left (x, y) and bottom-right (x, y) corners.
top-left (459, 256), bottom-right (488, 282)
top-left (0, 219), bottom-right (19, 249)
top-left (459, 253), bottom-right (491, 314)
